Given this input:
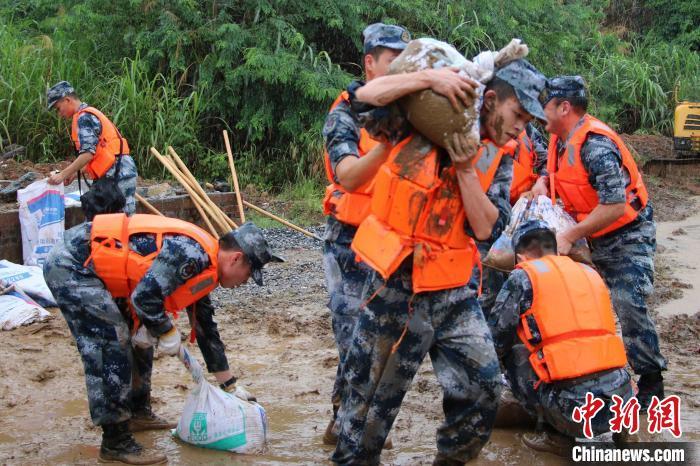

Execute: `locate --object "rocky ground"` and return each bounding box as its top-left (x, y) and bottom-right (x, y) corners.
top-left (0, 135), bottom-right (698, 465)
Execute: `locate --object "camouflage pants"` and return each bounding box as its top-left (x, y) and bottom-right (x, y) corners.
top-left (504, 344), bottom-right (633, 438)
top-left (590, 210), bottom-right (667, 376)
top-left (103, 154), bottom-right (137, 216)
top-left (332, 262), bottom-right (502, 465)
top-left (44, 244), bottom-right (138, 426)
top-left (478, 266), bottom-right (507, 322)
top-left (323, 218), bottom-right (369, 410)
top-left (44, 243), bottom-right (228, 426)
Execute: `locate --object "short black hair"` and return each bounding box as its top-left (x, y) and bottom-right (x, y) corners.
top-left (218, 232), bottom-right (243, 252)
top-left (65, 92), bottom-right (80, 100)
top-left (553, 95), bottom-right (588, 113)
top-left (514, 229), bottom-right (557, 258)
top-left (485, 77), bottom-right (517, 102)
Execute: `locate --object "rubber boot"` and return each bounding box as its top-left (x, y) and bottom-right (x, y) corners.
top-left (99, 422), bottom-right (167, 465)
top-left (522, 429), bottom-right (575, 458)
top-left (129, 407), bottom-right (176, 432)
top-left (493, 388), bottom-right (536, 429)
top-left (636, 371), bottom-right (664, 411)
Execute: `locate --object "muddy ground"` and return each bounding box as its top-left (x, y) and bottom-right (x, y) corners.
top-left (1, 137), bottom-right (699, 465)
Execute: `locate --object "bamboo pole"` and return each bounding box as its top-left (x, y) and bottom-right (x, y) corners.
top-left (160, 150), bottom-right (226, 236)
top-left (222, 130), bottom-right (246, 224)
top-left (135, 193), bottom-right (164, 216)
top-left (150, 147), bottom-right (223, 236)
top-left (241, 200), bottom-right (321, 241)
top-left (166, 147), bottom-right (238, 230)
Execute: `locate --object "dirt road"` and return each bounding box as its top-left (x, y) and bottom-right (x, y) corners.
top-left (0, 220), bottom-right (698, 465)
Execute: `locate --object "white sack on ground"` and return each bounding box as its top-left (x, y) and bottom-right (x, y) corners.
top-left (174, 346), bottom-right (268, 453)
top-left (0, 260), bottom-right (57, 307)
top-left (0, 284), bottom-right (51, 331)
top-left (17, 179), bottom-right (65, 266)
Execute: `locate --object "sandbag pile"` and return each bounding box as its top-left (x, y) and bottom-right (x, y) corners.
top-left (484, 195), bottom-right (593, 271)
top-left (389, 38), bottom-right (528, 149)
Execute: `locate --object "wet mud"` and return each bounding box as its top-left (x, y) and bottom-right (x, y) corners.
top-left (1, 226), bottom-right (698, 465)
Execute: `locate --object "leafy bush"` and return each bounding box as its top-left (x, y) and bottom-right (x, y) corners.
top-left (1, 0), bottom-right (699, 189)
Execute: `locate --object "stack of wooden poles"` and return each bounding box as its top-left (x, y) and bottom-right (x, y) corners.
top-left (142, 130), bottom-right (320, 240)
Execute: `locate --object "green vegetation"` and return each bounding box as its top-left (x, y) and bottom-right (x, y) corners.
top-left (1, 0), bottom-right (699, 191)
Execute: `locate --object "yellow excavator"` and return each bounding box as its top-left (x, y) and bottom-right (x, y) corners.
top-left (673, 100), bottom-right (700, 157)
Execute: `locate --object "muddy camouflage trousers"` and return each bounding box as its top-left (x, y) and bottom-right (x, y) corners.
top-left (323, 217), bottom-right (369, 410)
top-left (43, 243), bottom-right (228, 426)
top-left (590, 207), bottom-right (667, 376)
top-left (504, 344), bottom-right (634, 438)
top-left (332, 262), bottom-right (502, 465)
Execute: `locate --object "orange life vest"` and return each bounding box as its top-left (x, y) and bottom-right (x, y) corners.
top-left (322, 91), bottom-right (381, 227)
top-left (351, 134), bottom-right (510, 293)
top-left (547, 115), bottom-right (648, 237)
top-left (516, 255), bottom-right (627, 385)
top-left (474, 138), bottom-right (517, 192)
top-left (510, 130), bottom-right (538, 204)
top-left (87, 213), bottom-right (219, 314)
top-left (71, 106), bottom-right (130, 180)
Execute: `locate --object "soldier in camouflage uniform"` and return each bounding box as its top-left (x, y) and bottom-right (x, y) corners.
top-left (321, 23), bottom-right (410, 445)
top-left (332, 60), bottom-right (548, 465)
top-left (321, 24), bottom-right (482, 446)
top-left (46, 81), bottom-right (137, 216)
top-left (532, 76), bottom-right (666, 409)
top-left (44, 219), bottom-right (282, 465)
top-left (489, 220), bottom-right (633, 456)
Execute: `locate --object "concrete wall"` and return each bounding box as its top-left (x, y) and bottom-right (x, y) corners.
top-left (0, 193), bottom-right (241, 263)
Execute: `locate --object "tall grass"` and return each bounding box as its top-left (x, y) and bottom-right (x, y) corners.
top-left (0, 22), bottom-right (212, 179)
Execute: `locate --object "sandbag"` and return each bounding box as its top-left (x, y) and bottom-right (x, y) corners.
top-left (389, 38), bottom-right (528, 149)
top-left (0, 260), bottom-right (57, 307)
top-left (483, 195), bottom-right (593, 271)
top-left (175, 347), bottom-right (268, 454)
top-left (0, 283), bottom-right (51, 331)
top-left (17, 179), bottom-right (65, 266)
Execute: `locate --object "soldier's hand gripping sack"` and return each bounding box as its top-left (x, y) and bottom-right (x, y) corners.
top-left (388, 38), bottom-right (528, 149)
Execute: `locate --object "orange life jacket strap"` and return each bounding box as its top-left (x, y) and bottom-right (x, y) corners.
top-left (391, 293), bottom-right (416, 354)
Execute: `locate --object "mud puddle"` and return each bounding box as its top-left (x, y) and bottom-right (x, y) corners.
top-left (1, 233), bottom-right (698, 465)
top-left (655, 198), bottom-right (700, 317)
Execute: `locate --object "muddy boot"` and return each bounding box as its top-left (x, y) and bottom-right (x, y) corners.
top-left (432, 454), bottom-right (464, 466)
top-left (493, 388), bottom-right (536, 429)
top-left (99, 422), bottom-right (167, 465)
top-left (637, 372), bottom-right (664, 411)
top-left (522, 429), bottom-right (575, 458)
top-left (129, 407), bottom-right (176, 432)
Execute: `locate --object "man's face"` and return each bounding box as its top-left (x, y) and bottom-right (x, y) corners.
top-left (53, 97), bottom-right (77, 119)
top-left (365, 48), bottom-right (402, 81)
top-left (543, 99), bottom-right (566, 136)
top-left (217, 250), bottom-right (252, 288)
top-left (482, 94), bottom-right (533, 147)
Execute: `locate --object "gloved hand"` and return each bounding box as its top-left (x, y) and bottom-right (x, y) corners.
top-left (158, 327), bottom-right (181, 356)
top-left (132, 325), bottom-right (157, 349)
top-left (221, 377), bottom-right (257, 402)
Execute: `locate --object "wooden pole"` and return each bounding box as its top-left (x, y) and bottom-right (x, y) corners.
top-left (241, 200), bottom-right (321, 241)
top-left (135, 193), bottom-right (164, 216)
top-left (150, 147), bottom-right (223, 236)
top-left (222, 130), bottom-right (246, 224)
top-left (166, 146), bottom-right (238, 230)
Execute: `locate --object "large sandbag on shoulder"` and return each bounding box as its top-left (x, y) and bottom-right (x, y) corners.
top-left (389, 38), bottom-right (528, 149)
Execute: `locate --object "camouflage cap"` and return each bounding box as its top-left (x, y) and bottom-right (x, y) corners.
top-left (230, 222), bottom-right (285, 286)
top-left (494, 59), bottom-right (547, 122)
top-left (47, 81), bottom-right (75, 110)
top-left (511, 219), bottom-right (556, 252)
top-left (540, 75), bottom-right (587, 107)
top-left (362, 23), bottom-right (411, 54)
